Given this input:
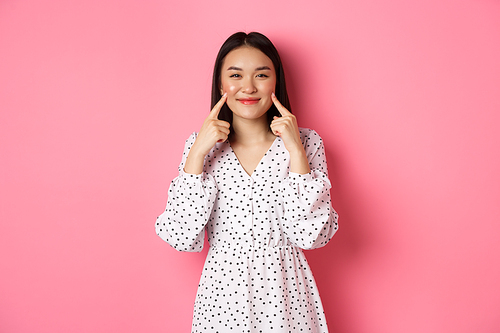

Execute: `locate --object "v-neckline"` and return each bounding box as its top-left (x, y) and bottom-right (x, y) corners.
top-left (228, 136), bottom-right (278, 178)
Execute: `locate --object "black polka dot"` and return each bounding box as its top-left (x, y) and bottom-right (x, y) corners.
top-left (156, 128), bottom-right (339, 332)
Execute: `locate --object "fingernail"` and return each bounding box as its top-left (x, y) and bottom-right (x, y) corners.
top-left (272, 92), bottom-right (275, 97)
top-left (223, 92), bottom-right (227, 97)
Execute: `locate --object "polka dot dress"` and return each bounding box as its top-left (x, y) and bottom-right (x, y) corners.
top-left (156, 128), bottom-right (339, 333)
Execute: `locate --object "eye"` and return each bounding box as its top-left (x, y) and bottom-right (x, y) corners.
top-left (256, 74), bottom-right (269, 78)
top-left (229, 74), bottom-right (241, 78)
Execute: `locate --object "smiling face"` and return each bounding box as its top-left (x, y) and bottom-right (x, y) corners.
top-left (220, 46), bottom-right (277, 121)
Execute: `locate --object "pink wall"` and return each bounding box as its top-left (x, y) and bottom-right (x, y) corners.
top-left (1, 0), bottom-right (499, 332)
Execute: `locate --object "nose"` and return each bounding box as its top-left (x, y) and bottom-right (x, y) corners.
top-left (241, 77), bottom-right (257, 94)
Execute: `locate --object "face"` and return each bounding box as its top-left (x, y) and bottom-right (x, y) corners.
top-left (220, 46), bottom-right (276, 121)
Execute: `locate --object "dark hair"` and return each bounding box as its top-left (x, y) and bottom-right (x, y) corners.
top-left (211, 32), bottom-right (292, 130)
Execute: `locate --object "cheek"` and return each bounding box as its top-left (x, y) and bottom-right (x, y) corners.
top-left (263, 81), bottom-right (276, 108)
top-left (221, 80), bottom-right (238, 111)
top-left (260, 81), bottom-right (276, 106)
top-left (221, 80), bottom-right (238, 94)
top-left (259, 79), bottom-right (276, 96)
top-left (224, 84), bottom-right (239, 109)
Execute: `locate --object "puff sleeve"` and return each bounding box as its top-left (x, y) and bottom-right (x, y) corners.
top-left (155, 133), bottom-right (217, 252)
top-left (280, 129), bottom-right (339, 249)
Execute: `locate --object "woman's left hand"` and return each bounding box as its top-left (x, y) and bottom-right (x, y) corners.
top-left (270, 93), bottom-right (303, 154)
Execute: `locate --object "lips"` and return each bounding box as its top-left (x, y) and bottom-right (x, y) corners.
top-left (237, 98), bottom-right (260, 105)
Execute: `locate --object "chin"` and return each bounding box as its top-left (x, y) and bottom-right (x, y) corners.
top-left (229, 103), bottom-right (272, 119)
top-left (236, 106), bottom-right (267, 118)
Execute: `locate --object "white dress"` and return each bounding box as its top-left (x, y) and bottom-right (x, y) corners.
top-left (156, 128), bottom-right (339, 333)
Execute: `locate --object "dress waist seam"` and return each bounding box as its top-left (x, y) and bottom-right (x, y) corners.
top-left (209, 243), bottom-right (298, 251)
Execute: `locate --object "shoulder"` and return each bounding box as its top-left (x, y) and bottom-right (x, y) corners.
top-left (189, 131), bottom-right (199, 140)
top-left (183, 132), bottom-right (198, 146)
top-left (298, 128), bottom-right (325, 158)
top-left (179, 132), bottom-right (199, 158)
top-left (298, 127), bottom-right (323, 144)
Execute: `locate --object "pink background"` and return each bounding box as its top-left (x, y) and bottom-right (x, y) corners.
top-left (1, 0), bottom-right (499, 332)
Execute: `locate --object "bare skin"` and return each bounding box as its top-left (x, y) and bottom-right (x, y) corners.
top-left (270, 93), bottom-right (310, 175)
top-left (229, 112), bottom-right (276, 176)
top-left (184, 47), bottom-right (310, 176)
top-left (183, 93), bottom-right (230, 175)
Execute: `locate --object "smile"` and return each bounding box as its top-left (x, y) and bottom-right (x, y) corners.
top-left (237, 98), bottom-right (260, 105)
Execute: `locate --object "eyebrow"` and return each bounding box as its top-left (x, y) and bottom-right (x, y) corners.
top-left (226, 66), bottom-right (272, 71)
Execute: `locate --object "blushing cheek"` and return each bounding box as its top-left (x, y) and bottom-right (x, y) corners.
top-left (221, 80), bottom-right (238, 110)
top-left (222, 81), bottom-right (237, 106)
top-left (263, 80), bottom-right (276, 108)
top-left (263, 79), bottom-right (276, 95)
top-left (222, 82), bottom-right (238, 95)
top-left (221, 77), bottom-right (237, 95)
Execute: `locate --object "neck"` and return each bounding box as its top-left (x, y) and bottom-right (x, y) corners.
top-left (231, 114), bottom-right (275, 145)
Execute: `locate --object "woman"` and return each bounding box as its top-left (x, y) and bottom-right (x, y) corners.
top-left (156, 32), bottom-right (338, 333)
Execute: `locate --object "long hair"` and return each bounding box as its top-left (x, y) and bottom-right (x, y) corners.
top-left (211, 32), bottom-right (292, 129)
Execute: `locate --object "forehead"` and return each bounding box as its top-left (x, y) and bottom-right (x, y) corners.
top-left (222, 46), bottom-right (274, 70)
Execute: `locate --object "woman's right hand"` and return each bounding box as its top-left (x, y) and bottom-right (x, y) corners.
top-left (184, 93), bottom-right (230, 174)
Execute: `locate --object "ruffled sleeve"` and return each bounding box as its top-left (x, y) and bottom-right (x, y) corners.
top-left (280, 129), bottom-right (339, 250)
top-left (155, 133), bottom-right (217, 252)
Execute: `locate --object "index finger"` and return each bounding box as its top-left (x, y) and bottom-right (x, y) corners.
top-left (208, 93), bottom-right (227, 119)
top-left (271, 93), bottom-right (291, 116)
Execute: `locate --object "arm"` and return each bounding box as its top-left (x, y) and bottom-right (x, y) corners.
top-left (270, 93), bottom-right (310, 175)
top-left (269, 95), bottom-right (338, 249)
top-left (155, 94), bottom-right (229, 251)
top-left (155, 133), bottom-right (218, 252)
top-left (280, 129), bottom-right (339, 250)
